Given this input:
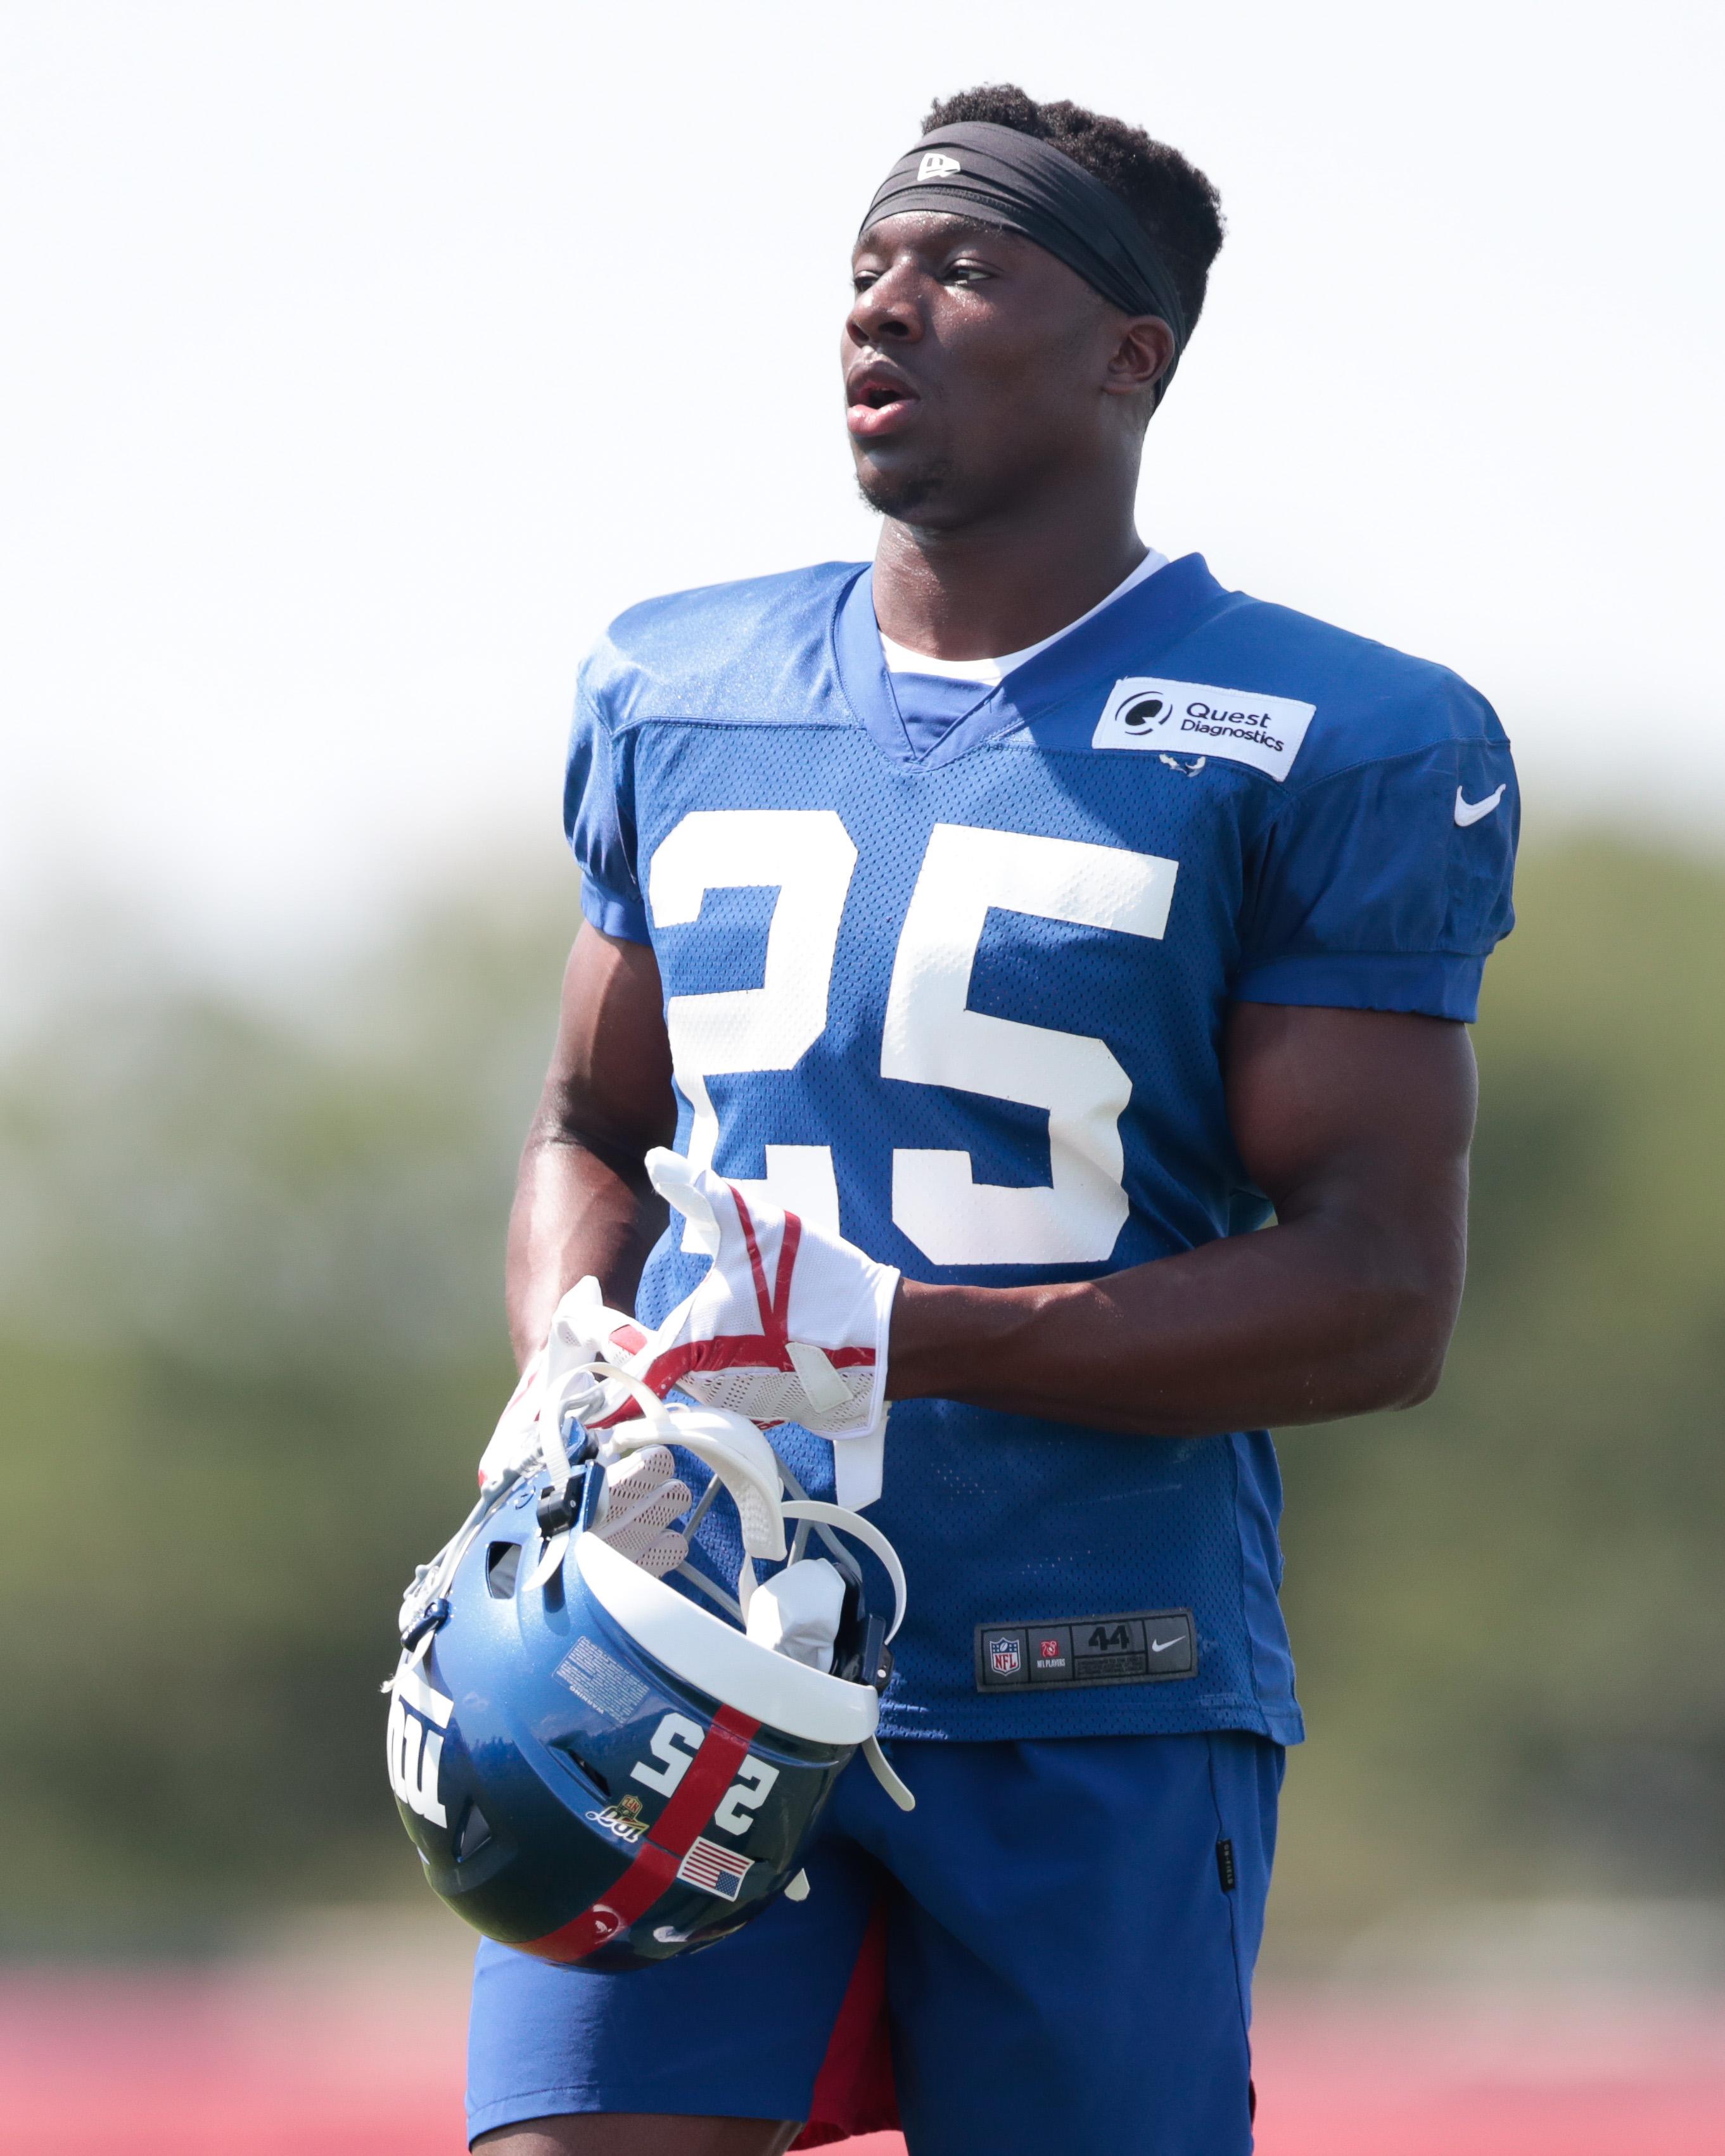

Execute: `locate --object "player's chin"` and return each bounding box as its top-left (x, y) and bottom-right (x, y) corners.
top-left (852, 450), bottom-right (960, 522)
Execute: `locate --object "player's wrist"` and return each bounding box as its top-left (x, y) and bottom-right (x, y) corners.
top-left (885, 1277), bottom-right (1053, 1402)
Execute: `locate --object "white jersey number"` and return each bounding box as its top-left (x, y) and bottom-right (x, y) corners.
top-left (647, 813), bottom-right (1177, 1267)
top-left (882, 825), bottom-right (1176, 1262)
top-left (651, 809), bottom-right (855, 1241)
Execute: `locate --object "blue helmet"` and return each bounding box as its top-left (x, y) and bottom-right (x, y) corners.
top-left (386, 1379), bottom-right (909, 1970)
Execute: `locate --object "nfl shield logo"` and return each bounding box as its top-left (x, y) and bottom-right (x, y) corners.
top-left (989, 1637), bottom-right (1022, 1677)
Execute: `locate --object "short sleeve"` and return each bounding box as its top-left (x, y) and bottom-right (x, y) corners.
top-left (1234, 732), bottom-right (1518, 1022)
top-left (563, 683), bottom-right (651, 944)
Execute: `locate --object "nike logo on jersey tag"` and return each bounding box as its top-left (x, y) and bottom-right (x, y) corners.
top-left (1093, 677), bottom-right (1316, 782)
top-left (1454, 784), bottom-right (1506, 827)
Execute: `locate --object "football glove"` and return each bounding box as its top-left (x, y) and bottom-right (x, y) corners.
top-left (615, 1148), bottom-right (898, 1445)
top-left (475, 1276), bottom-right (647, 1495)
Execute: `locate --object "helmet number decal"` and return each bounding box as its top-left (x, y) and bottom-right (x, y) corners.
top-left (630, 1712), bottom-right (706, 1794)
top-left (712, 1756), bottom-right (780, 1836)
top-left (630, 1711), bottom-right (780, 1840)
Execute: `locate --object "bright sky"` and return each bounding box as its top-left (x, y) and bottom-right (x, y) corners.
top-left (3, 1), bottom-right (1721, 990)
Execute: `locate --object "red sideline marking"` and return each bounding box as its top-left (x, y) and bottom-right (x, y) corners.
top-left (9, 1979), bottom-right (1725, 2155)
top-left (513, 1705), bottom-right (760, 1962)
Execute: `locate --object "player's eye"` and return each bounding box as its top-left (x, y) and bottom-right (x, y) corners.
top-left (941, 258), bottom-right (993, 286)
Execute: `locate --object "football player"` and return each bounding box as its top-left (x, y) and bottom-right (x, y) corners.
top-left (469, 84), bottom-right (1517, 2156)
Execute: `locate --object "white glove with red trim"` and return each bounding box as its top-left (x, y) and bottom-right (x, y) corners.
top-left (476, 1352), bottom-right (548, 1493)
top-left (608, 1149), bottom-right (898, 1443)
top-left (475, 1276), bottom-right (647, 1494)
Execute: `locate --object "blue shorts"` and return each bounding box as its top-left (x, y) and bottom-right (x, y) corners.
top-left (468, 1730), bottom-right (1281, 2154)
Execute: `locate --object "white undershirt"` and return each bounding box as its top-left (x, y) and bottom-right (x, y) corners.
top-left (877, 547), bottom-right (1169, 685)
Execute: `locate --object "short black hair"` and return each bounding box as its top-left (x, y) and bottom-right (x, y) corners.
top-left (921, 84), bottom-right (1225, 334)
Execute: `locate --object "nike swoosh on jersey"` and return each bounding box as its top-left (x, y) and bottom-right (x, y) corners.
top-left (1454, 784), bottom-right (1506, 827)
top-left (1149, 1637), bottom-right (1186, 1654)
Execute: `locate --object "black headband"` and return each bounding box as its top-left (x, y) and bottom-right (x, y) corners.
top-left (859, 120), bottom-right (1189, 381)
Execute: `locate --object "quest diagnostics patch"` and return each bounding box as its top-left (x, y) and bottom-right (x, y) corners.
top-left (1092, 676), bottom-right (1316, 781)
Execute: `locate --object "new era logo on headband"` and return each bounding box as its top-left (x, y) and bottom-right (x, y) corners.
top-left (864, 123), bottom-right (1190, 367)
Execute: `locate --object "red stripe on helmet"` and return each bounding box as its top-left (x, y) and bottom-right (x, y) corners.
top-left (649, 1704), bottom-right (758, 1855)
top-left (512, 1705), bottom-right (761, 1963)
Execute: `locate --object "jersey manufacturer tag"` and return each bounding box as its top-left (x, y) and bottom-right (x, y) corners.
top-left (975, 1609), bottom-right (1195, 1692)
top-left (1093, 676), bottom-right (1315, 782)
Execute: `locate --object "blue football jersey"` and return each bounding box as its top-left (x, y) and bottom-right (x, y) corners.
top-left (566, 552), bottom-right (1518, 1742)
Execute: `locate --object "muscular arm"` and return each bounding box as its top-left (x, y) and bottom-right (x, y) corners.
top-left (511, 942), bottom-right (1475, 1429)
top-left (506, 925), bottom-right (677, 1367)
top-left (888, 1003), bottom-right (1476, 1432)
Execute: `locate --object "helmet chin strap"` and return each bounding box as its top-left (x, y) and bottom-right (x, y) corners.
top-left (831, 1414), bottom-right (888, 1511)
top-left (780, 1500), bottom-right (905, 1643)
top-left (862, 1736), bottom-right (916, 1813)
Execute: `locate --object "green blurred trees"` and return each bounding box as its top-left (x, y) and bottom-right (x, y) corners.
top-left (0, 891), bottom-right (568, 1947)
top-left (3, 840), bottom-right (1722, 1948)
top-left (1275, 840), bottom-right (1725, 1936)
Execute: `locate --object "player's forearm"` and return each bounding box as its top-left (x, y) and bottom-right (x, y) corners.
top-left (505, 1124), bottom-right (665, 1369)
top-left (886, 1205), bottom-right (1463, 1433)
top-left (506, 925), bottom-right (677, 1368)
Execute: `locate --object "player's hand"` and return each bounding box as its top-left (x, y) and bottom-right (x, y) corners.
top-left (475, 1276), bottom-right (642, 1492)
top-left (614, 1149), bottom-right (898, 1442)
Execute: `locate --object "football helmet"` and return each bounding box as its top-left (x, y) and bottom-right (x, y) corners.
top-left (387, 1362), bottom-right (910, 1969)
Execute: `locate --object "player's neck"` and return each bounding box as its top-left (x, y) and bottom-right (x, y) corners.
top-left (872, 469), bottom-right (1147, 663)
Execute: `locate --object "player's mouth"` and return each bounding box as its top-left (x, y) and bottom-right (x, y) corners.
top-left (846, 361), bottom-right (920, 440)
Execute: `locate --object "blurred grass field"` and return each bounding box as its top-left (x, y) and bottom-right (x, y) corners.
top-left (3, 834), bottom-right (1724, 2141)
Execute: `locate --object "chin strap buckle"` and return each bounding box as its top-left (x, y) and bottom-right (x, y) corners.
top-left (535, 1465), bottom-right (590, 1538)
top-left (399, 1596), bottom-right (452, 1651)
top-left (533, 1428), bottom-right (601, 1538)
top-left (856, 1611), bottom-right (893, 1693)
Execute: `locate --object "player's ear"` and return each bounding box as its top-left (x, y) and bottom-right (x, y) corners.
top-left (1104, 315), bottom-right (1176, 402)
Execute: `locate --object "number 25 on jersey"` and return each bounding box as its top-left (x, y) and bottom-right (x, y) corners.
top-left (648, 809), bottom-right (1177, 1269)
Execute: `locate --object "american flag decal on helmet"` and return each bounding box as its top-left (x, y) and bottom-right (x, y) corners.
top-left (676, 1835), bottom-right (753, 1901)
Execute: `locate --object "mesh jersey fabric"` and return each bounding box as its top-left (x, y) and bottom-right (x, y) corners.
top-left (563, 552), bottom-right (1518, 1742)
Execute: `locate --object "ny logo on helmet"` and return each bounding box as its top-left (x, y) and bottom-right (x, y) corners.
top-left (386, 1661), bottom-right (454, 1827)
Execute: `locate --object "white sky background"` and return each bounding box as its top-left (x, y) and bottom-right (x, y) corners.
top-left (2, 1), bottom-right (1721, 996)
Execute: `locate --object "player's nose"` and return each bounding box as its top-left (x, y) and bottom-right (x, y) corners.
top-left (845, 259), bottom-right (926, 348)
